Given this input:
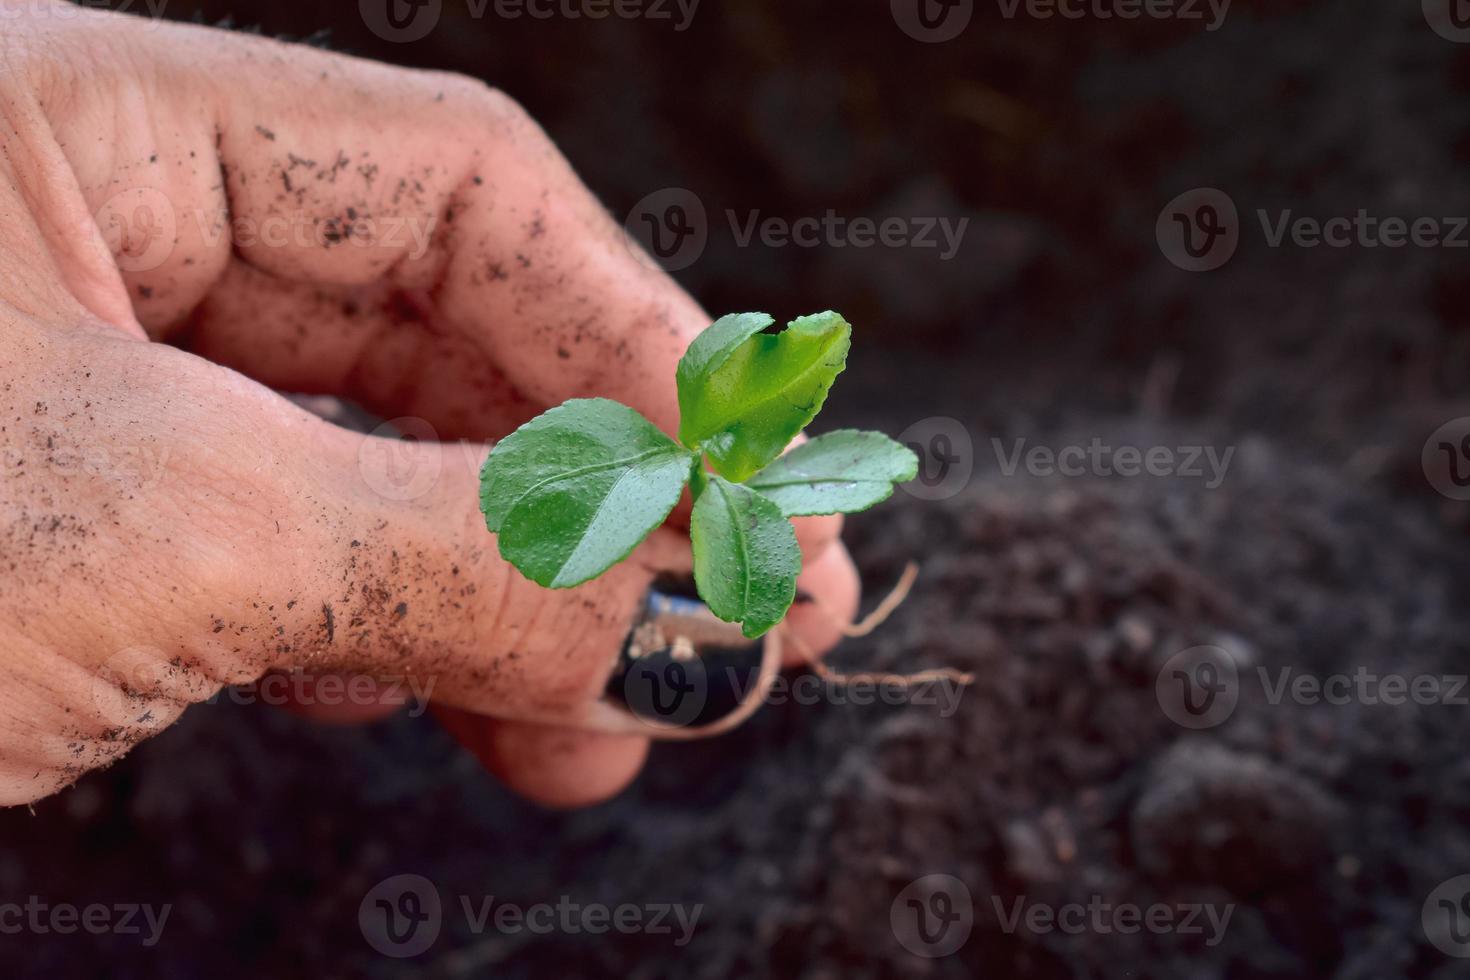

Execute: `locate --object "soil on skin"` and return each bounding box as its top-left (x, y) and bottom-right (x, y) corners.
top-left (3, 0), bottom-right (1470, 977)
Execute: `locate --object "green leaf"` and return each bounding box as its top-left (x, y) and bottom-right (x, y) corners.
top-left (677, 311), bottom-right (852, 483)
top-left (691, 475), bottom-right (801, 639)
top-left (481, 399), bottom-right (695, 588)
top-left (675, 312), bottom-right (774, 428)
top-left (747, 430), bottom-right (919, 517)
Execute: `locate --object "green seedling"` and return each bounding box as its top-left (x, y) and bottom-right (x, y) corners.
top-left (478, 312), bottom-right (918, 639)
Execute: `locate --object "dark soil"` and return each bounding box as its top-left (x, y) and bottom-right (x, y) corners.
top-left (6, 427), bottom-right (1469, 979)
top-left (4, 0), bottom-right (1470, 977)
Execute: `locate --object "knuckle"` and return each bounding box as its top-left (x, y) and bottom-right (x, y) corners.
top-left (413, 71), bottom-right (542, 145)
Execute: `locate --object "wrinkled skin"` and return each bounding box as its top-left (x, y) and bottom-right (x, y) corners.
top-left (0, 0), bottom-right (858, 808)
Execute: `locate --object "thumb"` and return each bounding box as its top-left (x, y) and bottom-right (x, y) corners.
top-left (34, 336), bottom-right (679, 805)
top-left (285, 421), bottom-right (683, 807)
top-left (275, 420), bottom-right (687, 727)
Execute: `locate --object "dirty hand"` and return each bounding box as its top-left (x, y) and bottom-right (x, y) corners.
top-left (0, 1), bottom-right (859, 808)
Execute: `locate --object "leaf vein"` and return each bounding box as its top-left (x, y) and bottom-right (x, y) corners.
top-left (715, 479), bottom-right (752, 614)
top-left (518, 446), bottom-right (681, 502)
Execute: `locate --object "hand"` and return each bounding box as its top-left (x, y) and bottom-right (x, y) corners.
top-left (0, 0), bottom-right (859, 808)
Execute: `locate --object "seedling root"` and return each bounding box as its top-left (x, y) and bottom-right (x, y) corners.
top-left (784, 563), bottom-right (976, 689)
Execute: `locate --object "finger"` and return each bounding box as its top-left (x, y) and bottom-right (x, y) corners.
top-left (434, 707), bottom-right (649, 809)
top-left (781, 543), bottom-right (862, 668)
top-left (793, 512), bottom-right (844, 566)
top-left (0, 70), bottom-right (144, 336)
top-left (175, 264), bottom-right (543, 441)
top-left (41, 10), bottom-right (704, 440)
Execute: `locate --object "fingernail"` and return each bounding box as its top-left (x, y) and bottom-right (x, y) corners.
top-left (604, 584), bottom-right (764, 730)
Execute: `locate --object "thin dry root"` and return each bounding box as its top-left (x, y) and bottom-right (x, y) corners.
top-left (818, 560), bottom-right (920, 638)
top-left (786, 562), bottom-right (975, 689)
